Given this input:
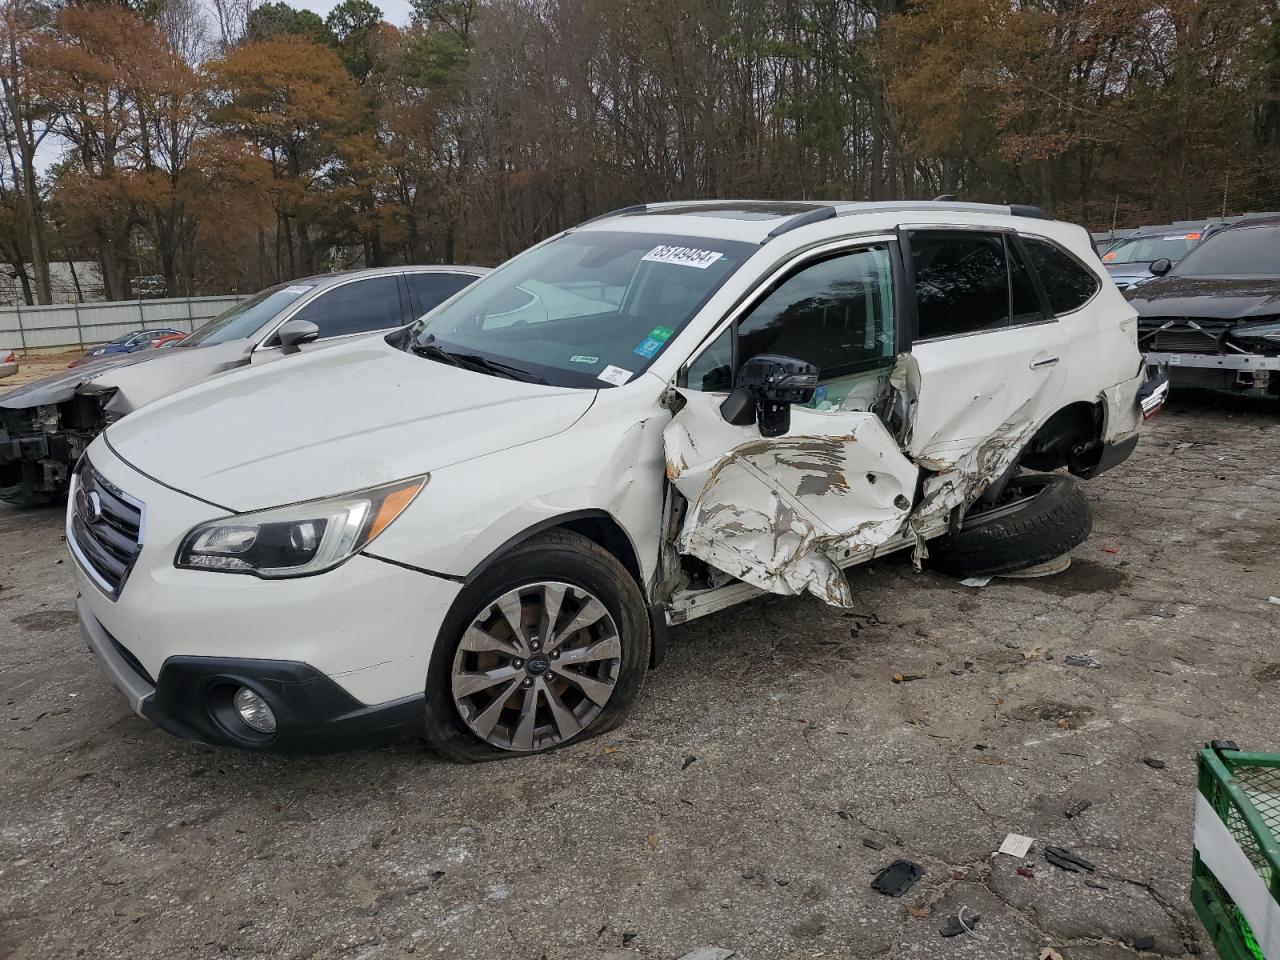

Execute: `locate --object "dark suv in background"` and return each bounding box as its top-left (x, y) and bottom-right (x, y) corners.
top-left (1128, 218), bottom-right (1280, 398)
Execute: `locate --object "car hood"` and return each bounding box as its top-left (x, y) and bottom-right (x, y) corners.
top-left (104, 338), bottom-right (598, 511)
top-left (0, 341), bottom-right (250, 410)
top-left (1126, 276), bottom-right (1280, 320)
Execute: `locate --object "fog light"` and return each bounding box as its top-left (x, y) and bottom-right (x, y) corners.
top-left (232, 686), bottom-right (277, 734)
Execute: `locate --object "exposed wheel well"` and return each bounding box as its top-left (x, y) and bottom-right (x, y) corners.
top-left (1018, 401), bottom-right (1103, 474)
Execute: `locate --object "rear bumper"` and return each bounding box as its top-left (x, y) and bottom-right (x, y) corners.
top-left (78, 595), bottom-right (425, 754)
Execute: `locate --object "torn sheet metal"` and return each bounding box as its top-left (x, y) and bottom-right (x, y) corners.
top-left (663, 394), bottom-right (917, 606)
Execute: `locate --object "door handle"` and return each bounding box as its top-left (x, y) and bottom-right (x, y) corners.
top-left (1030, 356), bottom-right (1060, 370)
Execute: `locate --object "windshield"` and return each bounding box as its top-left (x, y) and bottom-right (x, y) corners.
top-left (183, 283), bottom-right (315, 347)
top-left (1172, 225), bottom-right (1280, 277)
top-left (410, 230), bottom-right (755, 387)
top-left (1103, 233), bottom-right (1202, 264)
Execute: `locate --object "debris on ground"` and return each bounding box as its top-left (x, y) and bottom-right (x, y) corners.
top-left (1044, 845), bottom-right (1096, 872)
top-left (1133, 935), bottom-right (1156, 951)
top-left (1016, 866), bottom-right (1035, 878)
top-left (959, 576), bottom-right (991, 588)
top-left (892, 673), bottom-right (925, 684)
top-left (681, 755), bottom-right (697, 770)
top-left (1084, 877), bottom-right (1110, 890)
top-left (1144, 757), bottom-right (1167, 770)
top-left (997, 555), bottom-right (1072, 578)
top-left (871, 859), bottom-right (923, 897)
top-left (939, 909), bottom-right (981, 937)
top-left (997, 833), bottom-right (1034, 858)
top-left (1269, 596), bottom-right (1280, 606)
top-left (1039, 948), bottom-right (1065, 960)
top-left (1063, 654), bottom-right (1102, 668)
top-left (675, 949), bottom-right (735, 960)
top-left (1064, 799), bottom-right (1092, 819)
top-left (862, 837), bottom-right (886, 851)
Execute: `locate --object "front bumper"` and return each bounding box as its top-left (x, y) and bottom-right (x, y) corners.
top-left (79, 596), bottom-right (426, 753)
top-left (1143, 351), bottom-right (1280, 372)
top-left (71, 439), bottom-right (463, 752)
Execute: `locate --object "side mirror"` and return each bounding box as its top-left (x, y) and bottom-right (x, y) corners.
top-left (276, 318), bottom-right (320, 355)
top-left (1149, 258), bottom-right (1172, 276)
top-left (719, 354), bottom-right (818, 438)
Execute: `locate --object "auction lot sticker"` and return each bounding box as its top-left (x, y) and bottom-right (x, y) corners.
top-left (597, 364), bottom-right (633, 386)
top-left (641, 245), bottom-right (723, 269)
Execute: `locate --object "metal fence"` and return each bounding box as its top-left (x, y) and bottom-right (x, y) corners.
top-left (0, 295), bottom-right (247, 352)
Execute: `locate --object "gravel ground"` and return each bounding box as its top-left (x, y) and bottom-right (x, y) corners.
top-left (2, 393), bottom-right (1277, 960)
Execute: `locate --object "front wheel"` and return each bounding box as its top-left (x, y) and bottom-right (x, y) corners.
top-left (926, 473), bottom-right (1092, 577)
top-left (422, 529), bottom-right (650, 762)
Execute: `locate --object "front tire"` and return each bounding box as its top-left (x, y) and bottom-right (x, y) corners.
top-left (423, 529), bottom-right (650, 762)
top-left (926, 473), bottom-right (1092, 577)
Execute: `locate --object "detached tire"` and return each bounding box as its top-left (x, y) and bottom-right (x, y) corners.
top-left (423, 529), bottom-right (650, 763)
top-left (927, 473), bottom-right (1092, 578)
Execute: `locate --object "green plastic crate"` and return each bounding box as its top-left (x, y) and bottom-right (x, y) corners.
top-left (1193, 746), bottom-right (1280, 959)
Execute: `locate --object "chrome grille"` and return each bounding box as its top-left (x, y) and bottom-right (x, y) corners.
top-left (69, 460), bottom-right (143, 599)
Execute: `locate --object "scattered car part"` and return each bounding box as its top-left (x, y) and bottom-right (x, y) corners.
top-left (871, 859), bottom-right (924, 897)
top-left (939, 908), bottom-right (982, 939)
top-left (925, 474), bottom-right (1092, 578)
top-left (1044, 845), bottom-right (1097, 872)
top-left (1064, 655), bottom-right (1102, 668)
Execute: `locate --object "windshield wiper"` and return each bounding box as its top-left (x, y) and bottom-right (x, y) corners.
top-left (410, 338), bottom-right (545, 384)
top-left (448, 352), bottom-right (546, 384)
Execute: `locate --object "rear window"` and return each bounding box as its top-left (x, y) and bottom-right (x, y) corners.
top-left (1022, 238), bottom-right (1099, 315)
top-left (1172, 225), bottom-right (1280, 277)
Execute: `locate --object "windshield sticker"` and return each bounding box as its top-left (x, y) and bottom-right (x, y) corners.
top-left (649, 325), bottom-right (675, 341)
top-left (597, 364), bottom-right (633, 386)
top-left (569, 355), bottom-right (599, 364)
top-left (633, 337), bottom-right (664, 359)
top-left (284, 285), bottom-right (314, 294)
top-left (641, 245), bottom-right (723, 269)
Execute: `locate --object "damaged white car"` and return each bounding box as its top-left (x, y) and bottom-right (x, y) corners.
top-left (0, 266), bottom-right (485, 506)
top-left (72, 200), bottom-right (1164, 759)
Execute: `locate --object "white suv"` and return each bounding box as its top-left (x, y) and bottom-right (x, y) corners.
top-left (70, 200), bottom-right (1161, 759)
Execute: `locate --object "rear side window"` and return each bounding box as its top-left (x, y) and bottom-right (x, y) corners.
top-left (1022, 237), bottom-right (1099, 314)
top-left (406, 272), bottom-right (475, 317)
top-left (909, 232), bottom-right (1013, 339)
top-left (292, 276), bottom-right (404, 339)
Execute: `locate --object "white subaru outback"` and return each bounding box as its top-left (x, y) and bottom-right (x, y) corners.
top-left (70, 200), bottom-right (1164, 759)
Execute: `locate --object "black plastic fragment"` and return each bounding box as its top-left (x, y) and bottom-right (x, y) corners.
top-left (939, 913), bottom-right (980, 937)
top-left (1143, 757), bottom-right (1166, 770)
top-left (871, 859), bottom-right (923, 897)
top-left (1210, 739), bottom-right (1240, 754)
top-left (1044, 845), bottom-right (1096, 873)
top-left (862, 837), bottom-right (886, 851)
top-left (1133, 935), bottom-right (1155, 951)
top-left (1064, 799), bottom-right (1092, 819)
top-left (681, 755), bottom-right (697, 770)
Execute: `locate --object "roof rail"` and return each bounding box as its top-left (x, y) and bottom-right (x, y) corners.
top-left (1008, 203), bottom-right (1051, 220)
top-left (933, 194), bottom-right (958, 202)
top-left (580, 204), bottom-right (647, 226)
top-left (763, 205), bottom-right (837, 242)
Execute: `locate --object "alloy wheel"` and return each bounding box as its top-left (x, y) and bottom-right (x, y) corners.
top-left (450, 581), bottom-right (622, 752)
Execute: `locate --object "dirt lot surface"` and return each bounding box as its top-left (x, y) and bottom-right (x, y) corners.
top-left (2, 350), bottom-right (85, 389)
top-left (2, 393), bottom-right (1277, 960)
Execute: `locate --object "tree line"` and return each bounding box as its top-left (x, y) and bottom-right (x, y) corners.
top-left (0, 0), bottom-right (1276, 303)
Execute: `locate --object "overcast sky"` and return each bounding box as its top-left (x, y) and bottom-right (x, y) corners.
top-left (293, 0), bottom-right (414, 25)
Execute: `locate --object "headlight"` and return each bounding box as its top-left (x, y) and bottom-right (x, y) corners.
top-left (1232, 319), bottom-right (1280, 342)
top-left (176, 476), bottom-right (426, 577)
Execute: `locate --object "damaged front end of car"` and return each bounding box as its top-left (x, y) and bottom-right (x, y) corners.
top-left (0, 386), bottom-right (117, 506)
